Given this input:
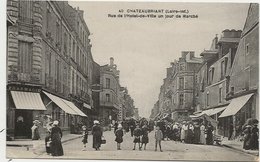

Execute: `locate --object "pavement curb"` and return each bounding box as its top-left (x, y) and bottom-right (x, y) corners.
top-left (222, 144), bottom-right (259, 156)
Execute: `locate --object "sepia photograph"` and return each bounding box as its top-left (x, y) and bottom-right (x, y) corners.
top-left (4, 0), bottom-right (259, 161)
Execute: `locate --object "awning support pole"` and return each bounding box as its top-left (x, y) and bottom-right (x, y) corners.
top-left (45, 101), bottom-right (53, 108)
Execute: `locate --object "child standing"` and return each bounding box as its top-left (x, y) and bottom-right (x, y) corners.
top-left (133, 125), bottom-right (142, 150)
top-left (141, 124), bottom-right (149, 150)
top-left (155, 126), bottom-right (163, 152)
top-left (82, 125), bottom-right (88, 151)
top-left (115, 124), bottom-right (124, 150)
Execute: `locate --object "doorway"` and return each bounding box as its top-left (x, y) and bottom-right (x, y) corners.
top-left (15, 110), bottom-right (33, 139)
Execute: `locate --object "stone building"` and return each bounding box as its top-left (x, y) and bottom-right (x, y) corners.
top-left (99, 57), bottom-right (121, 125)
top-left (218, 4), bottom-right (259, 138)
top-left (194, 29), bottom-right (242, 136)
top-left (6, 1), bottom-right (93, 139)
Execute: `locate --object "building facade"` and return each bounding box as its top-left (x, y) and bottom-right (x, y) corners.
top-left (152, 51), bottom-right (202, 121)
top-left (218, 4), bottom-right (259, 138)
top-left (99, 57), bottom-right (121, 125)
top-left (194, 29), bottom-right (242, 137)
top-left (6, 0), bottom-right (93, 139)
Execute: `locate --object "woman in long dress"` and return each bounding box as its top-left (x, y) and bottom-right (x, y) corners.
top-left (92, 120), bottom-right (103, 150)
top-left (181, 121), bottom-right (188, 143)
top-left (50, 120), bottom-right (64, 156)
top-left (250, 124), bottom-right (259, 150)
top-left (193, 122), bottom-right (200, 144)
top-left (200, 122), bottom-right (206, 144)
top-left (206, 123), bottom-right (214, 145)
top-left (243, 125), bottom-right (252, 150)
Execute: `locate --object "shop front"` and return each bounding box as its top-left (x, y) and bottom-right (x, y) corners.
top-left (7, 87), bottom-right (46, 139)
top-left (219, 93), bottom-right (256, 138)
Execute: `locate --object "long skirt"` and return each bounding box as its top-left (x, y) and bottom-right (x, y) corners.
top-left (141, 135), bottom-right (149, 144)
top-left (32, 140), bottom-right (42, 154)
top-left (250, 133), bottom-right (259, 150)
top-left (181, 130), bottom-right (186, 141)
top-left (200, 131), bottom-right (206, 144)
top-left (93, 135), bottom-right (102, 149)
top-left (51, 134), bottom-right (64, 156)
top-left (206, 133), bottom-right (213, 145)
top-left (243, 134), bottom-right (251, 150)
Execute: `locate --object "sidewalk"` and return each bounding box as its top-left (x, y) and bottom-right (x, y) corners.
top-left (221, 137), bottom-right (259, 156)
top-left (6, 133), bottom-right (82, 148)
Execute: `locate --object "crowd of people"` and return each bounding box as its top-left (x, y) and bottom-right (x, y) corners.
top-left (242, 119), bottom-right (259, 150)
top-left (154, 120), bottom-right (215, 145)
top-left (30, 117), bottom-right (258, 156)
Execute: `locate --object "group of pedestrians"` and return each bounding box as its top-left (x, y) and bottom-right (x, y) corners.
top-left (155, 120), bottom-right (214, 145)
top-left (31, 120), bottom-right (64, 156)
top-left (243, 122), bottom-right (259, 150)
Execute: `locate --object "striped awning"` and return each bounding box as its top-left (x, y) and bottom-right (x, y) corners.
top-left (11, 91), bottom-right (46, 110)
top-left (219, 93), bottom-right (254, 118)
top-left (62, 99), bottom-right (87, 117)
top-left (43, 91), bottom-right (78, 115)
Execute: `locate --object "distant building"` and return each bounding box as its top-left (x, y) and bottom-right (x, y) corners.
top-left (99, 57), bottom-right (121, 125)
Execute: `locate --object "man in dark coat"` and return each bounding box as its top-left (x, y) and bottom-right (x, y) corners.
top-left (92, 120), bottom-right (103, 151)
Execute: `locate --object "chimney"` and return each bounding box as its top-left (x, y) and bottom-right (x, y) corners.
top-left (110, 57), bottom-right (114, 66)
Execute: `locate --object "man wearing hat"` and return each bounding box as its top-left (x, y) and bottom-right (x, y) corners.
top-left (92, 120), bottom-right (103, 150)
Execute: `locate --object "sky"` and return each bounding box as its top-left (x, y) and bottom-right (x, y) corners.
top-left (68, 1), bottom-right (249, 118)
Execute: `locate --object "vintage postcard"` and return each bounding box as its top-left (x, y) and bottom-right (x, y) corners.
top-left (4, 0), bottom-right (259, 161)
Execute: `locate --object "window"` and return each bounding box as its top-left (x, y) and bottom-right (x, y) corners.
top-left (221, 60), bottom-right (225, 80)
top-left (219, 87), bottom-right (222, 103)
top-left (55, 60), bottom-right (60, 81)
top-left (206, 92), bottom-right (209, 106)
top-left (179, 77), bottom-right (184, 90)
top-left (56, 22), bottom-right (60, 44)
top-left (63, 33), bottom-right (67, 54)
top-left (246, 43), bottom-right (249, 55)
top-left (18, 41), bottom-right (32, 73)
top-left (212, 68), bottom-right (215, 81)
top-left (106, 94), bottom-right (110, 102)
top-left (46, 4), bottom-right (51, 30)
top-left (179, 94), bottom-right (184, 106)
top-left (19, 0), bottom-right (33, 23)
top-left (106, 78), bottom-right (110, 88)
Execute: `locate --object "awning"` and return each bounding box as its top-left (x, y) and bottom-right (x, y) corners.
top-left (11, 91), bottom-right (46, 110)
top-left (43, 91), bottom-right (78, 115)
top-left (62, 99), bottom-right (87, 117)
top-left (190, 106), bottom-right (227, 118)
top-left (83, 103), bottom-right (91, 109)
top-left (219, 93), bottom-right (254, 118)
top-left (203, 106), bottom-right (227, 116)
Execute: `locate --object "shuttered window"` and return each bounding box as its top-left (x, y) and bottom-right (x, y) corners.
top-left (18, 41), bottom-right (32, 73)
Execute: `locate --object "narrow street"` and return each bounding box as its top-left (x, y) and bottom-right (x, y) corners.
top-left (7, 130), bottom-right (257, 161)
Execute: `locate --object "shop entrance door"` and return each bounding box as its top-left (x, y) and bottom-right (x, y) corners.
top-left (14, 110), bottom-right (33, 139)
